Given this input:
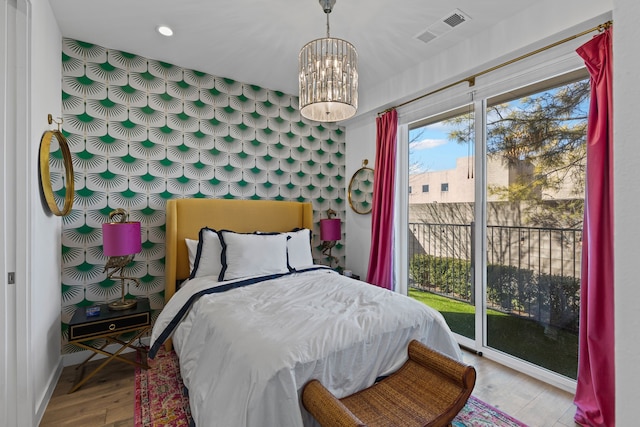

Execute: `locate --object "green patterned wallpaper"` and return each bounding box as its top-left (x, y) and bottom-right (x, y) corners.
top-left (59, 38), bottom-right (346, 352)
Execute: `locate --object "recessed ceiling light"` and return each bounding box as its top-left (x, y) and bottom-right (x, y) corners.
top-left (157, 26), bottom-right (173, 37)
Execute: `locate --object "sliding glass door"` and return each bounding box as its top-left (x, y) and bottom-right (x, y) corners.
top-left (407, 71), bottom-right (588, 381)
top-left (483, 77), bottom-right (587, 379)
top-left (408, 106), bottom-right (476, 340)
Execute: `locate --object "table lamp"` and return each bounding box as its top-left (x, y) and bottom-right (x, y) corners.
top-left (320, 209), bottom-right (341, 269)
top-left (102, 209), bottom-right (142, 310)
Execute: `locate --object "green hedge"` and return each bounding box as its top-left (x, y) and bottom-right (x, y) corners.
top-left (409, 254), bottom-right (471, 298)
top-left (409, 254), bottom-right (580, 333)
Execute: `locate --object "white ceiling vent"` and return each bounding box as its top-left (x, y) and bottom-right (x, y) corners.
top-left (415, 8), bottom-right (471, 44)
top-left (443, 11), bottom-right (467, 28)
top-left (416, 30), bottom-right (438, 44)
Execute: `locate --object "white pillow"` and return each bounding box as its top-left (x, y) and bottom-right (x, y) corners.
top-left (286, 228), bottom-right (314, 270)
top-left (219, 231), bottom-right (289, 281)
top-left (185, 238), bottom-right (199, 273)
top-left (188, 227), bottom-right (223, 280)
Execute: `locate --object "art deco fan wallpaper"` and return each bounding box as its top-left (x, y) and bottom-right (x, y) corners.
top-left (58, 39), bottom-right (346, 351)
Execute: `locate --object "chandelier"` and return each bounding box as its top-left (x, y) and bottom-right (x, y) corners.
top-left (299, 0), bottom-right (358, 122)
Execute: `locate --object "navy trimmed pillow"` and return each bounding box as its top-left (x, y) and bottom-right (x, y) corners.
top-left (218, 230), bottom-right (289, 281)
top-left (285, 228), bottom-right (314, 270)
top-left (188, 227), bottom-right (223, 280)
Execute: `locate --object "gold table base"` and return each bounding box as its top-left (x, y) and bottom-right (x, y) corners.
top-left (68, 326), bottom-right (149, 393)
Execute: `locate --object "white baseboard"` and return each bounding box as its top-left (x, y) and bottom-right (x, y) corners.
top-left (35, 357), bottom-right (64, 425)
top-left (62, 336), bottom-right (151, 367)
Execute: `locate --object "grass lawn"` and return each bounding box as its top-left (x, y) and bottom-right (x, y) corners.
top-left (409, 288), bottom-right (578, 379)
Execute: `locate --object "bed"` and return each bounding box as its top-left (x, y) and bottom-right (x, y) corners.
top-left (149, 198), bottom-right (461, 427)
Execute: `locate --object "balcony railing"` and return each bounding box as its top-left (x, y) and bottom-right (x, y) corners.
top-left (408, 222), bottom-right (582, 334)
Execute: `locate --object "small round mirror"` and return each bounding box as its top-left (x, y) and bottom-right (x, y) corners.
top-left (39, 115), bottom-right (74, 216)
top-left (348, 160), bottom-right (374, 215)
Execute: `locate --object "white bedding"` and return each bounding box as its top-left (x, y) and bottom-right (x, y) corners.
top-left (150, 267), bottom-right (461, 427)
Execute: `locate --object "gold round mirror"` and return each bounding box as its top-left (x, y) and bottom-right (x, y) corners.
top-left (39, 115), bottom-right (74, 216)
top-left (348, 159), bottom-right (374, 215)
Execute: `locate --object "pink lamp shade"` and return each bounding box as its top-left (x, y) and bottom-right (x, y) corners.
top-left (102, 222), bottom-right (142, 256)
top-left (320, 218), bottom-right (341, 241)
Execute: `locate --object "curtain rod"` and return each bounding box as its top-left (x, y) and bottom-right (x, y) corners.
top-left (378, 20), bottom-right (612, 115)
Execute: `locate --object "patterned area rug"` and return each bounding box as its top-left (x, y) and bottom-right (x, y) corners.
top-left (135, 347), bottom-right (192, 426)
top-left (453, 396), bottom-right (528, 427)
top-left (135, 347), bottom-right (527, 427)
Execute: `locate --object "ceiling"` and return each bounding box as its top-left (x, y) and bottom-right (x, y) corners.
top-left (51, 0), bottom-right (530, 105)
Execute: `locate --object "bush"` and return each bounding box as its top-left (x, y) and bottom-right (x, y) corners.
top-left (409, 254), bottom-right (471, 299)
top-left (410, 254), bottom-right (580, 333)
top-left (537, 273), bottom-right (580, 333)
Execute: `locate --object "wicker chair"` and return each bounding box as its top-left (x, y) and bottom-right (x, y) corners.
top-left (302, 340), bottom-right (476, 427)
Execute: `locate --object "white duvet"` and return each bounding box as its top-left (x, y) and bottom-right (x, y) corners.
top-left (150, 267), bottom-right (461, 427)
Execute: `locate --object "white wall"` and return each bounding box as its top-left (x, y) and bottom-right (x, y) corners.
top-left (613, 0), bottom-right (640, 424)
top-left (23, 0), bottom-right (64, 424)
top-left (356, 1), bottom-right (613, 118)
top-left (31, 17), bottom-right (64, 425)
top-left (344, 113), bottom-right (376, 279)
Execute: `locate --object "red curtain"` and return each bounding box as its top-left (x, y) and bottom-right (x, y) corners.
top-left (366, 109), bottom-right (398, 289)
top-left (574, 27), bottom-right (614, 427)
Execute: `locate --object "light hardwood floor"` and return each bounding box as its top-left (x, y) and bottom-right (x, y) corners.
top-left (462, 352), bottom-right (578, 427)
top-left (40, 353), bottom-right (138, 427)
top-left (40, 350), bottom-right (578, 427)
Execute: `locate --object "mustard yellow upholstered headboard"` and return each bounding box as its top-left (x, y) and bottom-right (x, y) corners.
top-left (164, 198), bottom-right (314, 304)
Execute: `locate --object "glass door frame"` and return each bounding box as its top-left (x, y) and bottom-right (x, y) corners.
top-left (398, 69), bottom-right (587, 394)
top-left (472, 97), bottom-right (486, 356)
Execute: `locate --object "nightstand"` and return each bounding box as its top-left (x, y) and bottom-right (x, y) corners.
top-left (67, 298), bottom-right (151, 393)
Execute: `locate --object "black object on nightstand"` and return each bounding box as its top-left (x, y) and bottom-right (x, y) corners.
top-left (67, 297), bottom-right (151, 393)
top-left (343, 271), bottom-right (361, 281)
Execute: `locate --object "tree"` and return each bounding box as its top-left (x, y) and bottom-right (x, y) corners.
top-left (408, 127), bottom-right (427, 174)
top-left (448, 79), bottom-right (589, 228)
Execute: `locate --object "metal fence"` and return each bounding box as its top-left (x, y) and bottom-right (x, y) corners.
top-left (408, 222), bottom-right (582, 333)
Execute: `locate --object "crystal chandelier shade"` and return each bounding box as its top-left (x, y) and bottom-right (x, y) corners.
top-left (299, 0), bottom-right (358, 122)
